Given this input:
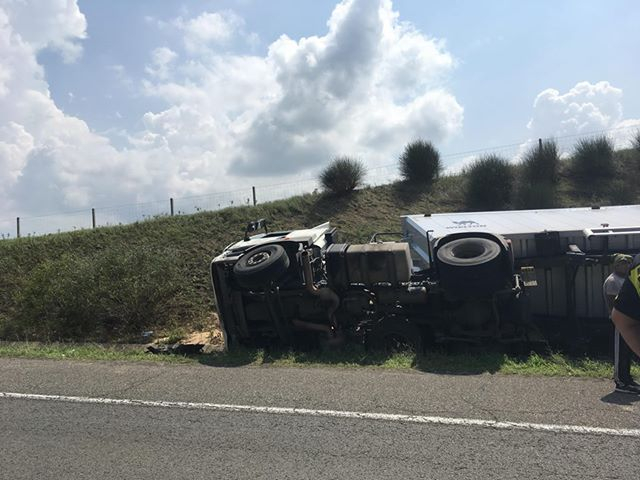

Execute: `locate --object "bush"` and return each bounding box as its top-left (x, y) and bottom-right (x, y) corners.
top-left (320, 156), bottom-right (365, 195)
top-left (516, 181), bottom-right (558, 209)
top-left (571, 136), bottom-right (615, 186)
top-left (607, 178), bottom-right (637, 205)
top-left (465, 155), bottom-right (514, 210)
top-left (399, 140), bottom-right (442, 184)
top-left (521, 139), bottom-right (560, 184)
top-left (12, 244), bottom-right (186, 341)
top-left (634, 131), bottom-right (640, 154)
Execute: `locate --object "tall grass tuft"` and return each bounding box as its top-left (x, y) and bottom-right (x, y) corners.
top-left (320, 156), bottom-right (365, 195)
top-left (516, 139), bottom-right (561, 209)
top-left (399, 140), bottom-right (442, 184)
top-left (521, 139), bottom-right (560, 184)
top-left (465, 154), bottom-right (514, 210)
top-left (571, 136), bottom-right (616, 188)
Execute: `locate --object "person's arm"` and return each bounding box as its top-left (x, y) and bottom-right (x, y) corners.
top-left (603, 277), bottom-right (619, 314)
top-left (606, 295), bottom-right (617, 313)
top-left (611, 308), bottom-right (640, 357)
top-left (602, 275), bottom-right (620, 318)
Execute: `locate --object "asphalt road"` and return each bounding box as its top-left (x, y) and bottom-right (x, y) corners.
top-left (1, 358), bottom-right (639, 479)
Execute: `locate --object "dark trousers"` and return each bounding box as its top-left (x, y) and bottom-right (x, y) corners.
top-left (614, 328), bottom-right (634, 384)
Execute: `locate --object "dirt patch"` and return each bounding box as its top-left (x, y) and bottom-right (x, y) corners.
top-left (182, 326), bottom-right (225, 350)
top-left (156, 314), bottom-right (225, 351)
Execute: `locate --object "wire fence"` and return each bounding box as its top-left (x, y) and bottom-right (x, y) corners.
top-left (1, 126), bottom-right (638, 240)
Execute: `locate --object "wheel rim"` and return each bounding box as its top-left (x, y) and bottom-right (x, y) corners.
top-left (247, 250), bottom-right (271, 266)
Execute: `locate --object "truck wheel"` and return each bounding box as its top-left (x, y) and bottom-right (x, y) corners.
top-left (435, 236), bottom-right (508, 298)
top-left (233, 244), bottom-right (290, 289)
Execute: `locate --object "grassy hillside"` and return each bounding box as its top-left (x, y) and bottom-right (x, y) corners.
top-left (1, 150), bottom-right (639, 342)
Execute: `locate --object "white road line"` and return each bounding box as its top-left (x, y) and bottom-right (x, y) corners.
top-left (2, 391), bottom-right (639, 438)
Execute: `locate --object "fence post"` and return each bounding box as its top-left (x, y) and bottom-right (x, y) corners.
top-left (170, 198), bottom-right (174, 216)
top-left (538, 138), bottom-right (543, 149)
top-left (91, 208), bottom-right (96, 229)
top-left (16, 217), bottom-right (20, 238)
top-left (252, 186), bottom-right (257, 206)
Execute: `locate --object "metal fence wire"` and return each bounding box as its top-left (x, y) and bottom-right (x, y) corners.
top-left (1, 126), bottom-right (638, 240)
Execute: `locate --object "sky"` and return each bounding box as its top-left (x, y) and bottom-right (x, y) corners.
top-left (0, 0), bottom-right (639, 229)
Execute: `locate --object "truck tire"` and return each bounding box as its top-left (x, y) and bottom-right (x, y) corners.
top-left (435, 236), bottom-right (509, 299)
top-left (233, 244), bottom-right (290, 289)
top-left (436, 237), bottom-right (501, 266)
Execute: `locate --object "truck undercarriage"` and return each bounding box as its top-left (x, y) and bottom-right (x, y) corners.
top-left (211, 220), bottom-right (536, 351)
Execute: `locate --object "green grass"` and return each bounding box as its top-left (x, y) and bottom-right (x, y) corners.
top-left (1, 148), bottom-right (639, 341)
top-left (2, 342), bottom-right (638, 379)
top-left (0, 342), bottom-right (191, 363)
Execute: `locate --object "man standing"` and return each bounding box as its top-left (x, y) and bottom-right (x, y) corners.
top-left (607, 254), bottom-right (640, 394)
top-left (603, 254), bottom-right (638, 393)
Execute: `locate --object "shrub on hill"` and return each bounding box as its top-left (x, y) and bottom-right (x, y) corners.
top-left (465, 155), bottom-right (513, 210)
top-left (606, 178), bottom-right (637, 205)
top-left (634, 131), bottom-right (640, 154)
top-left (571, 136), bottom-right (615, 188)
top-left (516, 139), bottom-right (561, 209)
top-left (399, 140), bottom-right (442, 184)
top-left (521, 139), bottom-right (560, 184)
top-left (320, 156), bottom-right (365, 195)
top-left (516, 181), bottom-right (558, 209)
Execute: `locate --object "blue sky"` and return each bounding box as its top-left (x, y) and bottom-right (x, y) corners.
top-left (1, 0), bottom-right (639, 227)
top-left (42, 0), bottom-right (640, 151)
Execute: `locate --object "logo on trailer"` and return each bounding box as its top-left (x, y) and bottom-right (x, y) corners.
top-left (446, 220), bottom-right (486, 229)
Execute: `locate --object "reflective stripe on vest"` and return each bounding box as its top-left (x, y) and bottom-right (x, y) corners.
top-left (630, 264), bottom-right (640, 297)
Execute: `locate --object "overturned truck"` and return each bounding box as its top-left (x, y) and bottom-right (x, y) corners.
top-left (211, 205), bottom-right (640, 351)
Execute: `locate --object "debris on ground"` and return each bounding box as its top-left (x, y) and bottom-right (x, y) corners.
top-left (147, 343), bottom-right (205, 355)
top-left (146, 314), bottom-right (224, 355)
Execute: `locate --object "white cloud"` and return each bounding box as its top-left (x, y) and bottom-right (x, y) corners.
top-left (176, 11), bottom-right (245, 54)
top-left (145, 47), bottom-right (178, 79)
top-left (508, 80), bottom-right (640, 164)
top-left (233, 0), bottom-right (461, 175)
top-left (0, 121), bottom-right (33, 187)
top-left (0, 0), bottom-right (86, 62)
top-left (527, 81), bottom-right (640, 146)
top-left (141, 0), bottom-right (462, 180)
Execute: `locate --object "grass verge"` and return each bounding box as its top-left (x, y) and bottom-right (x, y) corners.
top-left (1, 342), bottom-right (638, 379)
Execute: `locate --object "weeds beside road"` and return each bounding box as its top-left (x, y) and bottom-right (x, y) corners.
top-left (1, 342), bottom-right (637, 379)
